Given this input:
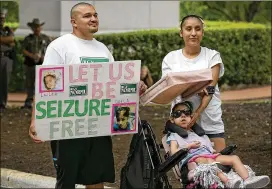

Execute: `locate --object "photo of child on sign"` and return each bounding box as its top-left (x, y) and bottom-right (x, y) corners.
top-left (112, 103), bottom-right (137, 133)
top-left (40, 67), bottom-right (64, 92)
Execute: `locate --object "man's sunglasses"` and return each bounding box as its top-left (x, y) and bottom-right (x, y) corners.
top-left (171, 109), bottom-right (191, 118)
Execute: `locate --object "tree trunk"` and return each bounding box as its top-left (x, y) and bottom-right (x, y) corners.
top-left (247, 1), bottom-right (262, 22)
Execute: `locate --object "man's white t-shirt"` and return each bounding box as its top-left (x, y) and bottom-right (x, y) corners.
top-left (161, 46), bottom-right (224, 134)
top-left (43, 33), bottom-right (114, 65)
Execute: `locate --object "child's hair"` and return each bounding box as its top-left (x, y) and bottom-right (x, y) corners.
top-left (171, 101), bottom-right (193, 114)
top-left (180, 14), bottom-right (205, 29)
top-left (43, 72), bottom-right (57, 89)
top-left (115, 107), bottom-right (130, 119)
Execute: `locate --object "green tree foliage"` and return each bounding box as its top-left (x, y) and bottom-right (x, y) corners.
top-left (9, 24), bottom-right (271, 91)
top-left (180, 1), bottom-right (271, 24)
top-left (0, 0), bottom-right (19, 22)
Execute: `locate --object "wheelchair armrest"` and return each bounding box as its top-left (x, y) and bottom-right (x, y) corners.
top-left (158, 148), bottom-right (188, 177)
top-left (219, 144), bottom-right (237, 155)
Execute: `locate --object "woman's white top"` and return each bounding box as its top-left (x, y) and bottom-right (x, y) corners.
top-left (162, 46), bottom-right (224, 134)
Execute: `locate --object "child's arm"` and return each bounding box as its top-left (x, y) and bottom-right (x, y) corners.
top-left (170, 140), bottom-right (201, 155)
top-left (203, 135), bottom-right (216, 153)
top-left (188, 141), bottom-right (201, 149)
top-left (170, 140), bottom-right (179, 155)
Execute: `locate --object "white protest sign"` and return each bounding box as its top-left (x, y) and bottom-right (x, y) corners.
top-left (35, 60), bottom-right (141, 141)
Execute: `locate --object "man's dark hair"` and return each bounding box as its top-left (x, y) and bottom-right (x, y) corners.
top-left (70, 2), bottom-right (93, 18)
top-left (180, 14), bottom-right (204, 29)
top-left (115, 107), bottom-right (130, 119)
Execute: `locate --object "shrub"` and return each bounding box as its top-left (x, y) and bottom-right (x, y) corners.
top-left (9, 22), bottom-right (271, 92)
top-left (4, 22), bottom-right (19, 31)
top-left (95, 27), bottom-right (271, 86)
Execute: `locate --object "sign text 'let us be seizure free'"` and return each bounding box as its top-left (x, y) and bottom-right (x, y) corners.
top-left (35, 60), bottom-right (141, 141)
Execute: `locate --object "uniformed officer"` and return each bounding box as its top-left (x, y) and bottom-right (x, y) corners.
top-left (0, 9), bottom-right (15, 112)
top-left (21, 18), bottom-right (51, 109)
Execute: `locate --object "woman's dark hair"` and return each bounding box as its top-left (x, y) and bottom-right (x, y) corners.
top-left (180, 14), bottom-right (204, 29)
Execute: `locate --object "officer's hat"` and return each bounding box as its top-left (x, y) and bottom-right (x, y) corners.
top-left (27, 18), bottom-right (45, 28)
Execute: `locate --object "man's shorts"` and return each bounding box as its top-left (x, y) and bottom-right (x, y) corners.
top-left (51, 136), bottom-right (115, 189)
top-left (206, 132), bottom-right (225, 139)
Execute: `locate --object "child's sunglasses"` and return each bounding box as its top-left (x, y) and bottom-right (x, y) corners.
top-left (171, 109), bottom-right (191, 118)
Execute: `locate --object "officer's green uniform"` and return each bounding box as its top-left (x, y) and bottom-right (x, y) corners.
top-left (0, 9), bottom-right (14, 110)
top-left (22, 19), bottom-right (51, 108)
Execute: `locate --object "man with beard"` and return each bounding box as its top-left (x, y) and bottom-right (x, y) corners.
top-left (29, 2), bottom-right (147, 189)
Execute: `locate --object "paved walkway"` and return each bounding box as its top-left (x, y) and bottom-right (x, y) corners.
top-left (220, 85), bottom-right (271, 101)
top-left (6, 85), bottom-right (271, 107)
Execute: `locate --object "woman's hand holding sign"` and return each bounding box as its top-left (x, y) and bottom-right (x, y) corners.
top-left (139, 80), bottom-right (147, 95)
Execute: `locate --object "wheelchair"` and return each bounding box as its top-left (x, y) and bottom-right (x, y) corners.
top-left (120, 119), bottom-right (237, 189)
top-left (121, 69), bottom-right (266, 189)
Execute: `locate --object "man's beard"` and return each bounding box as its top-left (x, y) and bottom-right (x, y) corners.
top-left (89, 27), bottom-right (98, 34)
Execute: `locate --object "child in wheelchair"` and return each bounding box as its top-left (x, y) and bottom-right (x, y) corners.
top-left (166, 101), bottom-right (270, 188)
